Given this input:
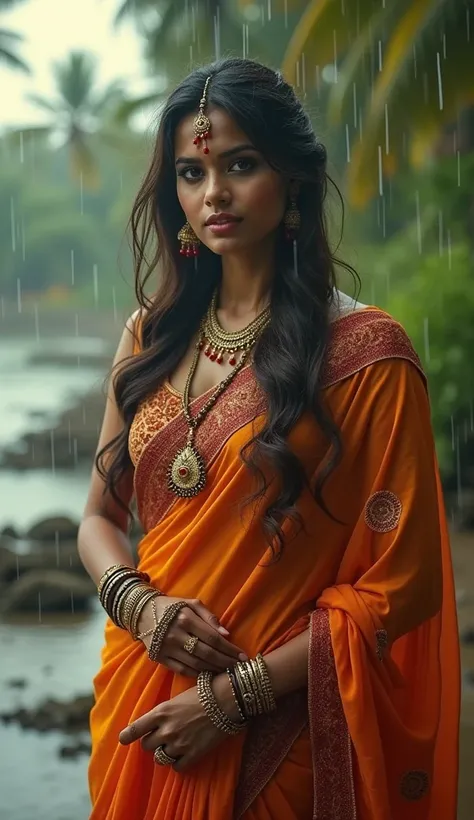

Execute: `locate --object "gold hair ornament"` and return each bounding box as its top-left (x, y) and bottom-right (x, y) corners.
top-left (193, 76), bottom-right (212, 154)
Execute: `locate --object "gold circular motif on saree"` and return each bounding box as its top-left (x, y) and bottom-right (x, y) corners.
top-left (364, 490), bottom-right (402, 533)
top-left (183, 634), bottom-right (199, 655)
top-left (154, 745), bottom-right (177, 766)
top-left (400, 769), bottom-right (430, 801)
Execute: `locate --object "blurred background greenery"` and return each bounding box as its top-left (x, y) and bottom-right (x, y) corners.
top-left (1, 2), bottom-right (474, 817)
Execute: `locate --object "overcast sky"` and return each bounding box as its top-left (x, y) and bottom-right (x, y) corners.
top-left (0, 0), bottom-right (146, 126)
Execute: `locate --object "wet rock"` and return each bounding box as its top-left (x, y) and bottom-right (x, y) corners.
top-left (0, 387), bottom-right (106, 471)
top-left (59, 739), bottom-right (92, 759)
top-left (0, 693), bottom-right (94, 734)
top-left (26, 516), bottom-right (79, 542)
top-left (0, 569), bottom-right (95, 614)
top-left (461, 626), bottom-right (474, 645)
top-left (0, 541), bottom-right (86, 585)
top-left (6, 678), bottom-right (27, 689)
top-left (0, 525), bottom-right (20, 540)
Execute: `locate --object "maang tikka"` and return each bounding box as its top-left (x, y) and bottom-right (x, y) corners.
top-left (192, 75), bottom-right (212, 154)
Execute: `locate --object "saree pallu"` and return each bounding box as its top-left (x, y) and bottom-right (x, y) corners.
top-left (89, 308), bottom-right (460, 820)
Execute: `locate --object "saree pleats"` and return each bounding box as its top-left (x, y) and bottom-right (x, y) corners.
top-left (89, 308), bottom-right (459, 820)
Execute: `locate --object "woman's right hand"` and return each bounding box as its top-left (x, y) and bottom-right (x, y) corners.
top-left (136, 596), bottom-right (248, 677)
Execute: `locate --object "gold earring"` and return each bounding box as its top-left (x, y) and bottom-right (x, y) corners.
top-left (284, 197), bottom-right (301, 240)
top-left (178, 222), bottom-right (200, 257)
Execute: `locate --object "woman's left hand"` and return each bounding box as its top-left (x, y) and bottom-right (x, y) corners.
top-left (119, 686), bottom-right (227, 772)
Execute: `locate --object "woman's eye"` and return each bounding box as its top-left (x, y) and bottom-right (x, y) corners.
top-left (179, 167), bottom-right (202, 181)
top-left (229, 158), bottom-right (255, 172)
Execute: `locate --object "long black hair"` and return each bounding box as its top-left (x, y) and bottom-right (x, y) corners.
top-left (96, 57), bottom-right (357, 558)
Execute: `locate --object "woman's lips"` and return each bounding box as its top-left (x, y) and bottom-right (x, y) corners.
top-left (206, 219), bottom-right (242, 235)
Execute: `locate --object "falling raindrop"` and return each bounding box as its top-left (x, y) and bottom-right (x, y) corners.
top-left (17, 278), bottom-right (22, 314)
top-left (296, 60), bottom-right (300, 88)
top-left (315, 66), bottom-right (321, 98)
top-left (73, 438), bottom-right (78, 465)
top-left (423, 317), bottom-right (430, 363)
top-left (284, 0), bottom-right (288, 28)
top-left (467, 7), bottom-right (471, 42)
top-left (447, 229), bottom-right (452, 270)
top-left (93, 264), bottom-right (99, 307)
top-left (267, 0), bottom-right (272, 22)
top-left (34, 303), bottom-right (40, 341)
top-left (71, 249), bottom-right (75, 285)
top-left (378, 146), bottom-right (383, 196)
top-left (55, 531), bottom-right (60, 567)
top-left (415, 190), bottom-right (422, 254)
top-left (442, 33), bottom-right (447, 60)
top-left (50, 430), bottom-right (56, 476)
top-left (301, 53), bottom-right (306, 95)
top-left (384, 104), bottom-right (389, 154)
top-left (345, 125), bottom-right (351, 163)
top-left (341, 0), bottom-right (345, 14)
top-left (436, 52), bottom-right (443, 110)
top-left (214, 8), bottom-right (220, 60)
top-left (10, 196), bottom-right (16, 252)
top-left (378, 40), bottom-right (383, 71)
top-left (456, 431), bottom-right (462, 509)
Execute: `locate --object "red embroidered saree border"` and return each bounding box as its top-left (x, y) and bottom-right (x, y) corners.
top-left (309, 609), bottom-right (357, 820)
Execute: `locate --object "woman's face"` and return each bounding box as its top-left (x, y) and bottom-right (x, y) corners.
top-left (174, 106), bottom-right (288, 256)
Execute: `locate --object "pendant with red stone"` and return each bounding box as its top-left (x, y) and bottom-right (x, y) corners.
top-left (167, 444), bottom-right (206, 497)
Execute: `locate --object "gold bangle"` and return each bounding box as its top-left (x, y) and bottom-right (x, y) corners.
top-left (112, 577), bottom-right (141, 627)
top-left (255, 653), bottom-right (276, 712)
top-left (196, 671), bottom-right (245, 735)
top-left (137, 596), bottom-right (160, 640)
top-left (234, 663), bottom-right (258, 718)
top-left (97, 564), bottom-right (125, 598)
top-left (121, 584), bottom-right (152, 631)
top-left (130, 589), bottom-right (161, 639)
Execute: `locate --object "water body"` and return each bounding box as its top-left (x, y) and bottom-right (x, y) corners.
top-left (0, 336), bottom-right (108, 820)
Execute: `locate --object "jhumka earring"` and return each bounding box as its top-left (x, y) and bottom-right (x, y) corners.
top-left (192, 75), bottom-right (212, 154)
top-left (283, 196), bottom-right (301, 240)
top-left (178, 221), bottom-right (200, 257)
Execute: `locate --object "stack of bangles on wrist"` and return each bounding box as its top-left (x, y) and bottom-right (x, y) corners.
top-left (97, 564), bottom-right (162, 641)
top-left (196, 653), bottom-right (277, 736)
top-left (97, 564), bottom-right (189, 661)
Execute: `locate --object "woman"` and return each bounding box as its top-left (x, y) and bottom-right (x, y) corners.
top-left (78, 57), bottom-right (460, 820)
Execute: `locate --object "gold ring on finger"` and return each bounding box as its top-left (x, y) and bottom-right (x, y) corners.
top-left (183, 635), bottom-right (199, 655)
top-left (154, 745), bottom-right (177, 766)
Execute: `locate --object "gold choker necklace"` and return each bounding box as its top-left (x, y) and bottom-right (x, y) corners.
top-left (200, 291), bottom-right (271, 365)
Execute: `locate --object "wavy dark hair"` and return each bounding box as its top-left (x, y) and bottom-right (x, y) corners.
top-left (96, 57), bottom-right (358, 559)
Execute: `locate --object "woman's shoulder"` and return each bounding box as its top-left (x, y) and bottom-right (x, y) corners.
top-left (323, 291), bottom-right (424, 388)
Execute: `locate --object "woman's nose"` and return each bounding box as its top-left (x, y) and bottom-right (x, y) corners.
top-left (204, 174), bottom-right (231, 208)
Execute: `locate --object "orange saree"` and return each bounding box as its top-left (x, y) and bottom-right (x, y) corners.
top-left (89, 307), bottom-right (460, 820)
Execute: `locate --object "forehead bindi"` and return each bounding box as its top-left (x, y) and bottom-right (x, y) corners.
top-left (174, 106), bottom-right (253, 159)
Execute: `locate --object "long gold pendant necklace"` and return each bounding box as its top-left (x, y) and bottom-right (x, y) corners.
top-left (167, 293), bottom-right (271, 498)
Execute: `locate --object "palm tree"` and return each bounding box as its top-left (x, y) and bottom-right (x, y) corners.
top-left (11, 51), bottom-right (128, 186)
top-left (0, 0), bottom-right (29, 72)
top-left (282, 0), bottom-right (474, 207)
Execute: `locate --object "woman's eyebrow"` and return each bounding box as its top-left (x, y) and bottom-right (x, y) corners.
top-left (175, 143), bottom-right (257, 166)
